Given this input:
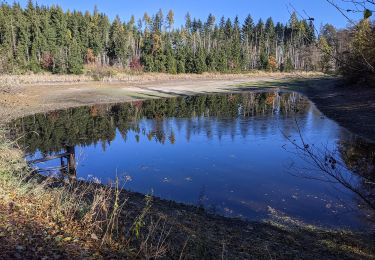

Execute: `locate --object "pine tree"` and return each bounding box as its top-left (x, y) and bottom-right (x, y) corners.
top-left (53, 47), bottom-right (68, 74)
top-left (194, 47), bottom-right (207, 74)
top-left (165, 43), bottom-right (176, 74)
top-left (167, 10), bottom-right (174, 32)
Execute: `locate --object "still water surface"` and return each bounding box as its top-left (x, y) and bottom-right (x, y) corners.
top-left (11, 91), bottom-right (375, 229)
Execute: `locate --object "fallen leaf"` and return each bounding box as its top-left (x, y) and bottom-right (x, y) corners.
top-left (91, 233), bottom-right (98, 240)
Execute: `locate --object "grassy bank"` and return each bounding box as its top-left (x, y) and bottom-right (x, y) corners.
top-left (0, 128), bottom-right (180, 258)
top-left (0, 129), bottom-right (374, 259)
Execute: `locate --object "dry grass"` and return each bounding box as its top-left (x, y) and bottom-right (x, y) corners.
top-left (0, 128), bottom-right (169, 258)
top-left (0, 68), bottom-right (325, 88)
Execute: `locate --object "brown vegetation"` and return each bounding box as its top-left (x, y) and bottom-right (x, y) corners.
top-left (0, 70), bottom-right (322, 87)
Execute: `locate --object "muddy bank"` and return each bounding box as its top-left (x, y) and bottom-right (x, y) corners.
top-left (233, 77), bottom-right (375, 143)
top-left (298, 79), bottom-right (375, 143)
top-left (2, 179), bottom-right (374, 259)
top-left (114, 186), bottom-right (375, 259)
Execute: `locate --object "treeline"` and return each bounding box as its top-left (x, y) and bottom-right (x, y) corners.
top-left (0, 1), bottom-right (322, 75)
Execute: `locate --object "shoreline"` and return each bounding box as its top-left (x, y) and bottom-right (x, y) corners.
top-left (292, 79), bottom-right (375, 144)
top-left (0, 72), bottom-right (319, 123)
top-left (1, 72), bottom-right (374, 142)
top-left (1, 72), bottom-right (375, 258)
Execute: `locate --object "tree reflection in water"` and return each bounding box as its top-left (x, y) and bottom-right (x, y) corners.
top-left (11, 91), bottom-right (308, 154)
top-left (9, 91), bottom-right (375, 228)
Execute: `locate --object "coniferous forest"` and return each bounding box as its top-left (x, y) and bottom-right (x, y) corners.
top-left (0, 1), bottom-right (322, 75)
top-left (1, 1), bottom-right (373, 85)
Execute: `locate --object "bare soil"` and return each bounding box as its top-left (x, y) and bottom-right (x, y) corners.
top-left (297, 79), bottom-right (375, 143)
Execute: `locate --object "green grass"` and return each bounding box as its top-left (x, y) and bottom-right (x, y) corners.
top-left (232, 76), bottom-right (338, 91)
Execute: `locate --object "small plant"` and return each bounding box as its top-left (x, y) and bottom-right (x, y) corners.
top-left (267, 56), bottom-right (277, 72)
top-left (100, 177), bottom-right (128, 246)
top-left (132, 194), bottom-right (153, 239)
top-left (41, 52), bottom-right (54, 71)
top-left (85, 48), bottom-right (96, 64)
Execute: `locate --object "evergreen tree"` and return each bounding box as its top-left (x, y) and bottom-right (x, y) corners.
top-left (194, 47), bottom-right (207, 74)
top-left (68, 39), bottom-right (83, 74)
top-left (108, 16), bottom-right (128, 66)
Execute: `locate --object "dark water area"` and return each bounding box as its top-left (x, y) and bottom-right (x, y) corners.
top-left (10, 91), bottom-right (375, 230)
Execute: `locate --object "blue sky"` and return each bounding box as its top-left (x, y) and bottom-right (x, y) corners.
top-left (15, 0), bottom-right (363, 29)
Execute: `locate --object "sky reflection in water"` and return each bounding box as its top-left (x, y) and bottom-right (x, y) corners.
top-left (12, 91), bottom-right (375, 230)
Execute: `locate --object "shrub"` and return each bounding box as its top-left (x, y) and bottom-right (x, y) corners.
top-left (267, 56), bottom-right (277, 72)
top-left (41, 52), bottom-right (54, 71)
top-left (339, 19), bottom-right (375, 86)
top-left (129, 56), bottom-right (143, 72)
top-left (86, 66), bottom-right (117, 81)
top-left (85, 48), bottom-right (96, 64)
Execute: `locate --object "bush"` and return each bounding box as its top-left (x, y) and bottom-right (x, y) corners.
top-left (267, 56), bottom-right (277, 72)
top-left (86, 66), bottom-right (117, 81)
top-left (41, 52), bottom-right (54, 71)
top-left (129, 56), bottom-right (144, 72)
top-left (85, 48), bottom-right (96, 64)
top-left (339, 19), bottom-right (375, 86)
top-left (285, 57), bottom-right (294, 72)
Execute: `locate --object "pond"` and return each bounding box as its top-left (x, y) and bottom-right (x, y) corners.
top-left (10, 91), bottom-right (375, 230)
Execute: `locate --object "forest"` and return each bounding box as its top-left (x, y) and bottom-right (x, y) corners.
top-left (0, 1), bottom-right (340, 76)
top-left (1, 1), bottom-right (373, 85)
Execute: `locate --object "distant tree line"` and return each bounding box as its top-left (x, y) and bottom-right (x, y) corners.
top-left (0, 1), bottom-right (324, 75)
